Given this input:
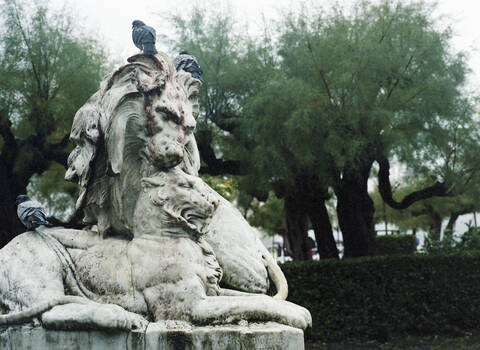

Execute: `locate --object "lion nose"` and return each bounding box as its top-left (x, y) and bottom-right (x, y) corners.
top-left (184, 113), bottom-right (196, 134)
top-left (210, 197), bottom-right (219, 210)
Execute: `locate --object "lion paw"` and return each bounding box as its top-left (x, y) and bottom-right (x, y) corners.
top-left (93, 303), bottom-right (148, 331)
top-left (280, 301), bottom-right (312, 329)
top-left (41, 302), bottom-right (148, 332)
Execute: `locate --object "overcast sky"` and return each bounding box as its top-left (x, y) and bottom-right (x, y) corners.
top-left (50, 0), bottom-right (480, 88)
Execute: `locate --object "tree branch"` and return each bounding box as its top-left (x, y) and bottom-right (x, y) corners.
top-left (377, 153), bottom-right (453, 209)
top-left (306, 40), bottom-right (333, 104)
top-left (43, 133), bottom-right (71, 167)
top-left (0, 119), bottom-right (16, 149)
top-left (387, 55), bottom-right (414, 100)
top-left (211, 112), bottom-right (240, 134)
top-left (446, 206), bottom-right (474, 232)
top-left (199, 160), bottom-right (242, 176)
top-left (196, 129), bottom-right (243, 175)
top-left (11, 2), bottom-right (42, 94)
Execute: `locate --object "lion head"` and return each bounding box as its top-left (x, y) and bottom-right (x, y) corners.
top-left (133, 167), bottom-right (219, 239)
top-left (65, 52), bottom-right (202, 237)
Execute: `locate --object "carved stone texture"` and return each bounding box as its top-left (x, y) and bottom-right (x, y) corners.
top-left (0, 322), bottom-right (305, 350)
top-left (0, 52), bottom-right (311, 336)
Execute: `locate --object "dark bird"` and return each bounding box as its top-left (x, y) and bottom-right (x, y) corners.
top-left (173, 51), bottom-right (204, 82)
top-left (132, 20), bottom-right (158, 55)
top-left (16, 195), bottom-right (52, 230)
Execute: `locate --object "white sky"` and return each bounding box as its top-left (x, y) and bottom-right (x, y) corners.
top-left (49, 0), bottom-right (480, 88)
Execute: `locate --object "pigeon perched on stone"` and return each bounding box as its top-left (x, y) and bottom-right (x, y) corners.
top-left (132, 20), bottom-right (158, 55)
top-left (173, 51), bottom-right (204, 82)
top-left (16, 195), bottom-right (52, 229)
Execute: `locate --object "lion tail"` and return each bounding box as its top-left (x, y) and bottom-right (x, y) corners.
top-left (0, 296), bottom-right (91, 325)
top-left (257, 238), bottom-right (288, 300)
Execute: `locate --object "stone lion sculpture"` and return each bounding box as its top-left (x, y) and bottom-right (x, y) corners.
top-left (0, 52), bottom-right (309, 331)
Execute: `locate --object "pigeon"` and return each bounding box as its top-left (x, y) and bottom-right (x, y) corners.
top-left (16, 195), bottom-right (52, 229)
top-left (132, 20), bottom-right (158, 55)
top-left (173, 51), bottom-right (204, 82)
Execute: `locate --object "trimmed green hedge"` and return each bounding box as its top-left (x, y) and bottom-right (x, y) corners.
top-left (375, 234), bottom-right (416, 256)
top-left (281, 253), bottom-right (480, 341)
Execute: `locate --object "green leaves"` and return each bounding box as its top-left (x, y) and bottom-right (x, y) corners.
top-left (0, 0), bottom-right (109, 141)
top-left (167, 1), bottom-right (479, 251)
top-left (0, 0), bottom-right (109, 221)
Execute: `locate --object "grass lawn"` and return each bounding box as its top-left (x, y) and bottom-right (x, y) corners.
top-left (306, 330), bottom-right (480, 349)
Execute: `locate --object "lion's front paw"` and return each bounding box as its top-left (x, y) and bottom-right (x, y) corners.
top-left (121, 309), bottom-right (149, 332)
top-left (94, 303), bottom-right (148, 331)
top-left (280, 301), bottom-right (312, 330)
top-left (41, 302), bottom-right (148, 331)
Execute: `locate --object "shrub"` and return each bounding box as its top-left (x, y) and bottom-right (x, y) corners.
top-left (281, 253), bottom-right (480, 342)
top-left (375, 234), bottom-right (416, 256)
top-left (423, 224), bottom-right (480, 254)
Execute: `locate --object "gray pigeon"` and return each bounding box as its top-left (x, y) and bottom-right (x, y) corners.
top-left (173, 51), bottom-right (203, 82)
top-left (132, 20), bottom-right (158, 55)
top-left (16, 195), bottom-right (52, 229)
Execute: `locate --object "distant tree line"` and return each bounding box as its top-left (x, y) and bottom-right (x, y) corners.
top-left (1, 0), bottom-right (479, 260)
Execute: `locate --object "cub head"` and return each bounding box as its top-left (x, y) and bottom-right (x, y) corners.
top-left (135, 168), bottom-right (219, 238)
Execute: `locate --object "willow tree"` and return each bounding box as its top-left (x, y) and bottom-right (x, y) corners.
top-left (0, 0), bottom-right (109, 246)
top-left (258, 0), bottom-right (479, 256)
top-left (166, 6), bottom-right (339, 260)
top-left (167, 0), bottom-right (479, 259)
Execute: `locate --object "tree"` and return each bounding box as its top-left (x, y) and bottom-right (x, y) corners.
top-left (0, 0), bottom-right (109, 246)
top-left (248, 0), bottom-right (479, 257)
top-left (167, 0), bottom-right (479, 259)
top-left (372, 173), bottom-right (480, 237)
top-left (166, 6), bottom-right (339, 260)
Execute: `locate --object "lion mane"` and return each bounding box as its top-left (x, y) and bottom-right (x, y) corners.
top-left (66, 53), bottom-right (201, 238)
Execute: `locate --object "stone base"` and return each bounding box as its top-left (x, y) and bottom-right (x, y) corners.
top-left (0, 321), bottom-right (304, 350)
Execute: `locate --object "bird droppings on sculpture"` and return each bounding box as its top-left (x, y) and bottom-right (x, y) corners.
top-left (0, 51), bottom-right (311, 332)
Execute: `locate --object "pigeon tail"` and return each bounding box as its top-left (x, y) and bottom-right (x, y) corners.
top-left (190, 72), bottom-right (204, 82)
top-left (27, 215), bottom-right (53, 229)
top-left (142, 43), bottom-right (158, 55)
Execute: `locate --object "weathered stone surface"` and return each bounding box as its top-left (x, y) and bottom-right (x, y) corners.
top-left (0, 51), bottom-right (311, 346)
top-left (0, 322), bottom-right (304, 350)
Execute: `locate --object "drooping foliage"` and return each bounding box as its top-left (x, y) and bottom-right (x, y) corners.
top-left (0, 0), bottom-right (109, 245)
top-left (168, 0), bottom-right (479, 259)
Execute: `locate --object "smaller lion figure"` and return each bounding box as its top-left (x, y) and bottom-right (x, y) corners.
top-left (73, 167), bottom-right (312, 329)
top-left (0, 168), bottom-right (310, 330)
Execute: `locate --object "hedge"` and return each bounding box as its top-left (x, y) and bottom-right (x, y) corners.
top-left (375, 234), bottom-right (416, 256)
top-left (281, 252), bottom-right (480, 342)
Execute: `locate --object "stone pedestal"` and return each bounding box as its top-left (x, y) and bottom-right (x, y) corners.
top-left (0, 321), bottom-right (304, 350)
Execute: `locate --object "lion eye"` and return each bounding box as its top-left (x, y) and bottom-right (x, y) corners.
top-left (155, 107), bottom-right (181, 125)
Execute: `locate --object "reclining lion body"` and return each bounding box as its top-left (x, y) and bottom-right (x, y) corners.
top-left (65, 53), bottom-right (285, 296)
top-left (72, 168), bottom-right (309, 328)
top-left (0, 169), bottom-right (310, 329)
top-left (0, 52), bottom-right (304, 330)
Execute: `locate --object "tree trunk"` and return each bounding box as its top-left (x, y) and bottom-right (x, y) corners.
top-left (431, 214), bottom-right (443, 239)
top-left (335, 164), bottom-right (376, 257)
top-left (422, 204), bottom-right (442, 239)
top-left (446, 213), bottom-right (459, 234)
top-left (283, 195), bottom-right (312, 260)
top-left (445, 207), bottom-right (473, 234)
top-left (306, 199), bottom-right (339, 259)
top-left (0, 162), bottom-right (25, 248)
